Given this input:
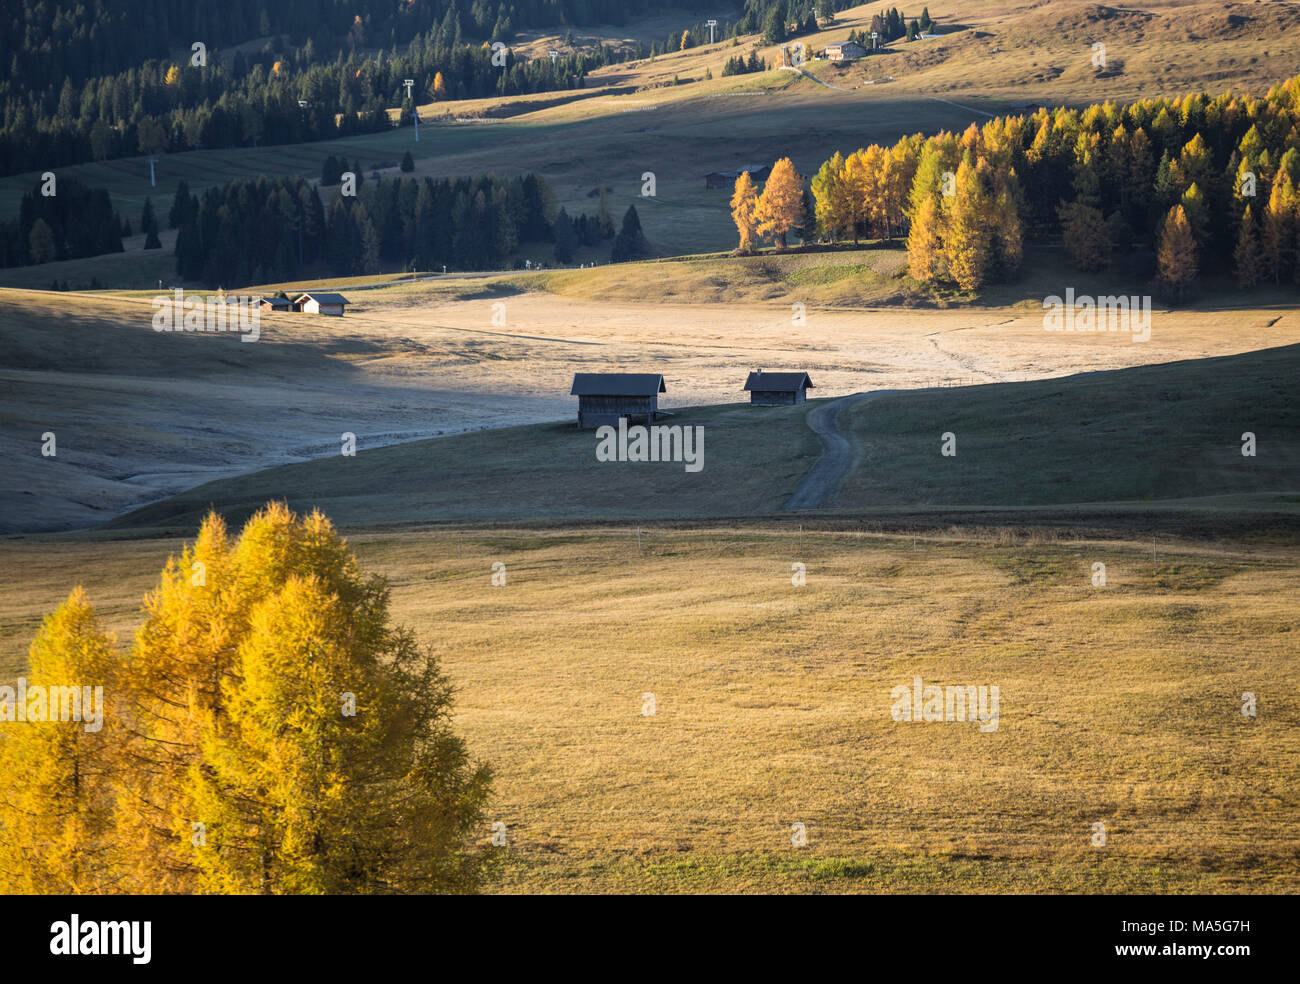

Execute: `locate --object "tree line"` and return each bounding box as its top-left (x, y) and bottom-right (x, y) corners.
top-left (3, 0), bottom-right (694, 89)
top-left (0, 178), bottom-right (124, 268)
top-left (170, 170), bottom-right (647, 286)
top-left (0, 504), bottom-right (492, 894)
top-left (732, 73), bottom-right (1300, 297)
top-left (0, 32), bottom-right (609, 178)
top-left (2, 0), bottom-right (698, 177)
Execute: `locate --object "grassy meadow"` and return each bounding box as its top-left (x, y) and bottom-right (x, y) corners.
top-left (1, 523), bottom-right (1295, 893)
top-left (95, 343), bottom-right (1300, 535)
top-left (835, 344), bottom-right (1300, 509)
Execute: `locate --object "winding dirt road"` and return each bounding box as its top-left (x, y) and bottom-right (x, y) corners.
top-left (782, 391), bottom-right (891, 510)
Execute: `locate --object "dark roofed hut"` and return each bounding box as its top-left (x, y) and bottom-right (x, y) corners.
top-left (744, 369), bottom-right (814, 405)
top-left (570, 373), bottom-right (666, 429)
top-left (705, 163), bottom-right (772, 189)
top-left (292, 291), bottom-right (349, 316)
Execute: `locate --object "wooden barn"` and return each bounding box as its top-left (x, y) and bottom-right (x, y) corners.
top-left (258, 296), bottom-right (291, 312)
top-left (570, 373), bottom-right (666, 429)
top-left (705, 163), bottom-right (772, 189)
top-left (292, 291), bottom-right (349, 316)
top-left (744, 369), bottom-right (814, 406)
top-left (825, 40), bottom-right (867, 61)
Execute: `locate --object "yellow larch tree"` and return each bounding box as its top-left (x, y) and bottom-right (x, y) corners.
top-left (1262, 169), bottom-right (1296, 285)
top-left (754, 157), bottom-right (807, 247)
top-left (811, 151), bottom-right (848, 242)
top-left (944, 157), bottom-right (995, 291)
top-left (0, 588), bottom-right (120, 893)
top-left (731, 170), bottom-right (760, 252)
top-left (1234, 204), bottom-right (1262, 288)
top-left (907, 194), bottom-right (945, 281)
top-left (839, 150), bottom-right (872, 243)
top-left (1157, 204), bottom-right (1198, 299)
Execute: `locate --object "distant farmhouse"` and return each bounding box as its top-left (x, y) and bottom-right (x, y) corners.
top-left (744, 369), bottom-right (814, 406)
top-left (570, 373), bottom-right (666, 428)
top-left (706, 163), bottom-right (772, 189)
top-left (825, 40), bottom-right (867, 61)
top-left (258, 296), bottom-right (291, 313)
top-left (292, 292), bottom-right (349, 316)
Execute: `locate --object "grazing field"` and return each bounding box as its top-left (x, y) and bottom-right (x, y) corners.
top-left (87, 341), bottom-right (1300, 534)
top-left (103, 401), bottom-right (820, 533)
top-left (4, 262), bottom-right (1297, 534)
top-left (834, 344), bottom-right (1300, 509)
top-left (1, 524), bottom-right (1296, 893)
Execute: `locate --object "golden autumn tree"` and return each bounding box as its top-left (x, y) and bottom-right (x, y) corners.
top-left (0, 589), bottom-right (120, 893)
top-left (881, 138), bottom-right (919, 241)
top-left (755, 158), bottom-right (806, 248)
top-left (811, 151), bottom-right (852, 242)
top-left (116, 503), bottom-right (491, 895)
top-left (112, 512), bottom-right (236, 893)
top-left (190, 563), bottom-right (490, 894)
top-left (907, 194), bottom-right (945, 281)
top-left (1059, 200), bottom-right (1111, 271)
top-left (1262, 169), bottom-right (1296, 285)
top-left (433, 71), bottom-right (447, 100)
top-left (3, 503), bottom-right (492, 896)
top-left (859, 144), bottom-right (891, 240)
top-left (1234, 204), bottom-right (1262, 288)
top-left (1157, 204), bottom-right (1198, 300)
top-left (731, 170), bottom-right (760, 252)
top-left (944, 157), bottom-right (995, 291)
top-left (992, 180), bottom-right (1024, 277)
top-left (839, 150), bottom-right (872, 243)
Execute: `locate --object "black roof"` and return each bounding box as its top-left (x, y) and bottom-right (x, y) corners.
top-left (293, 292), bottom-right (349, 305)
top-left (744, 371), bottom-right (814, 392)
top-left (571, 373), bottom-right (666, 396)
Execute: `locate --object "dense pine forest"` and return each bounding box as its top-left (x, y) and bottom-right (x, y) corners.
top-left (167, 171), bottom-right (634, 285)
top-left (0, 0), bottom-right (707, 176)
top-left (0, 0), bottom-right (905, 179)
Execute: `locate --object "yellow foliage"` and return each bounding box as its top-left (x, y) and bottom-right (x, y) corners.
top-left (0, 588), bottom-right (119, 893)
top-left (1157, 204), bottom-right (1198, 294)
top-left (754, 157), bottom-right (806, 247)
top-left (6, 503), bottom-right (491, 895)
top-left (730, 170), bottom-right (759, 252)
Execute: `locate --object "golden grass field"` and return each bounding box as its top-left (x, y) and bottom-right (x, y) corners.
top-left (1, 524), bottom-right (1296, 893)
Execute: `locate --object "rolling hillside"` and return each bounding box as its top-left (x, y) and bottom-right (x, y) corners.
top-left (4, 0), bottom-right (1299, 279)
top-left (102, 344), bottom-right (1300, 535)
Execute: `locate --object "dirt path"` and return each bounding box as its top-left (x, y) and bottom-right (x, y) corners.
top-left (779, 65), bottom-right (852, 91)
top-left (782, 391), bottom-right (891, 510)
top-left (925, 95), bottom-right (995, 118)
